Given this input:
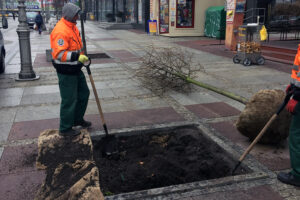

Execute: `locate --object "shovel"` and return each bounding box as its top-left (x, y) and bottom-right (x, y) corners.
top-left (78, 7), bottom-right (118, 156)
top-left (83, 60), bottom-right (118, 156)
top-left (232, 91), bottom-right (293, 175)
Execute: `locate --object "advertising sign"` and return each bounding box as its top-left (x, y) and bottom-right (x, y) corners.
top-left (226, 0), bottom-right (235, 24)
top-left (148, 20), bottom-right (157, 33)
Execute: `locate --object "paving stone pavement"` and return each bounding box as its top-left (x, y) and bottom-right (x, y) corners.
top-left (0, 18), bottom-right (299, 199)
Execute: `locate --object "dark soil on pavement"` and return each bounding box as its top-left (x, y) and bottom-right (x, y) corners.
top-left (93, 126), bottom-right (249, 195)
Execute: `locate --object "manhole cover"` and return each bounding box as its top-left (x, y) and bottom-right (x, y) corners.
top-left (93, 125), bottom-right (251, 196)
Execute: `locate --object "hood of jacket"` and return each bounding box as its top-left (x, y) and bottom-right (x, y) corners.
top-left (62, 3), bottom-right (81, 23)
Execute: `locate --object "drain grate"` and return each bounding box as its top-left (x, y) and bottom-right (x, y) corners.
top-left (87, 53), bottom-right (111, 59)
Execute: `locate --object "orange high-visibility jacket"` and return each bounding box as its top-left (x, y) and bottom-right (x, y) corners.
top-left (50, 18), bottom-right (83, 69)
top-left (291, 45), bottom-right (300, 87)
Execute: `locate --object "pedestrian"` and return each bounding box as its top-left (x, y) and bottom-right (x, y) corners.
top-left (50, 3), bottom-right (91, 137)
top-left (12, 12), bottom-right (15, 21)
top-left (277, 44), bottom-right (300, 187)
top-left (35, 11), bottom-right (43, 35)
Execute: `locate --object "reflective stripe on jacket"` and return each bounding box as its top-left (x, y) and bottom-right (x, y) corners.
top-left (291, 45), bottom-right (300, 87)
top-left (50, 18), bottom-right (84, 74)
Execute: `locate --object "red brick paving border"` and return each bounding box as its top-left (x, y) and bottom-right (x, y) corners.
top-left (8, 107), bottom-right (184, 141)
top-left (0, 144), bottom-right (39, 174)
top-left (0, 170), bottom-right (45, 200)
top-left (33, 53), bottom-right (52, 68)
top-left (209, 120), bottom-right (290, 171)
top-left (185, 102), bottom-right (241, 119)
top-left (175, 40), bottom-right (292, 73)
top-left (8, 118), bottom-right (60, 141)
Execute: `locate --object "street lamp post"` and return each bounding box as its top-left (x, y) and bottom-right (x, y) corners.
top-left (16, 0), bottom-right (39, 81)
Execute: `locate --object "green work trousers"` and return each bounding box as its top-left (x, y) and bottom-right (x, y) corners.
top-left (57, 71), bottom-right (90, 132)
top-left (290, 103), bottom-right (300, 179)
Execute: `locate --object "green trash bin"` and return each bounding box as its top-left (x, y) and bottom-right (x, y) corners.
top-left (204, 6), bottom-right (226, 39)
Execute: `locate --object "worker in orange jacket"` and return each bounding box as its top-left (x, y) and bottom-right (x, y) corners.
top-left (50, 3), bottom-right (91, 137)
top-left (277, 44), bottom-right (300, 186)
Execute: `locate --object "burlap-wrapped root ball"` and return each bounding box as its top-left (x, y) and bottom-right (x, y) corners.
top-left (236, 89), bottom-right (292, 144)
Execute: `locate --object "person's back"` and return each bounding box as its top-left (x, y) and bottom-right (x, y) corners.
top-left (35, 12), bottom-right (43, 34)
top-left (35, 13), bottom-right (43, 25)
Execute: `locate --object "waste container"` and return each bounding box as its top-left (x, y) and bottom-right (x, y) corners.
top-left (204, 6), bottom-right (226, 39)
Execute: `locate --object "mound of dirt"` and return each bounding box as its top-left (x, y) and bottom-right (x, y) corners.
top-left (35, 129), bottom-right (104, 200)
top-left (35, 160), bottom-right (104, 200)
top-left (36, 129), bottom-right (93, 169)
top-left (94, 126), bottom-right (249, 195)
top-left (236, 89), bottom-right (291, 144)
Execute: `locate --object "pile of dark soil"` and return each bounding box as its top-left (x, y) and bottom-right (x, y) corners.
top-left (93, 127), bottom-right (248, 195)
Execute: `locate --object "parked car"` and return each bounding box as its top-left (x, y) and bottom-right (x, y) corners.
top-left (289, 16), bottom-right (300, 26)
top-left (26, 12), bottom-right (37, 29)
top-left (0, 17), bottom-right (8, 73)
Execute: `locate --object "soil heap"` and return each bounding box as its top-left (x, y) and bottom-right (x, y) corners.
top-left (35, 129), bottom-right (104, 200)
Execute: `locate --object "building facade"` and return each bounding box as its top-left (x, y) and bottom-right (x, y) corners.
top-left (151, 0), bottom-right (224, 36)
top-left (92, 0), bottom-right (150, 31)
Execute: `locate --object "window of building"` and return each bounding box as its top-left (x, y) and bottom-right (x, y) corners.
top-left (176, 0), bottom-right (194, 28)
top-left (159, 0), bottom-right (169, 33)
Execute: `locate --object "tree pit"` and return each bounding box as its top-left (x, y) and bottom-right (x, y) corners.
top-left (93, 126), bottom-right (249, 195)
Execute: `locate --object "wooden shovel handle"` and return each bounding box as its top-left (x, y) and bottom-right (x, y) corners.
top-left (238, 113), bottom-right (278, 162)
top-left (88, 74), bottom-right (107, 126)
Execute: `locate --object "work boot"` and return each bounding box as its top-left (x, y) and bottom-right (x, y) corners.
top-left (277, 172), bottom-right (300, 187)
top-left (74, 120), bottom-right (92, 128)
top-left (59, 129), bottom-right (81, 137)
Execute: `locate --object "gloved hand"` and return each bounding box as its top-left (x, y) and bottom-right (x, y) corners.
top-left (287, 99), bottom-right (298, 114)
top-left (78, 55), bottom-right (89, 64)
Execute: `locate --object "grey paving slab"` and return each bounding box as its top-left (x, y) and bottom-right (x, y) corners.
top-left (23, 85), bottom-right (59, 95)
top-left (106, 79), bottom-right (140, 88)
top-left (98, 43), bottom-right (128, 50)
top-left (20, 93), bottom-right (61, 105)
top-left (4, 65), bottom-right (20, 74)
top-left (85, 100), bottom-right (126, 114)
top-left (0, 88), bottom-right (24, 97)
top-left (0, 96), bottom-right (22, 107)
top-left (120, 96), bottom-right (169, 110)
top-left (14, 104), bottom-right (60, 122)
top-left (0, 147), bottom-right (3, 160)
top-left (92, 81), bottom-right (109, 89)
top-left (90, 63), bottom-right (120, 69)
top-left (168, 91), bottom-right (221, 106)
top-left (0, 108), bottom-right (17, 124)
top-left (90, 88), bottom-right (115, 99)
top-left (0, 123), bottom-right (13, 143)
top-left (111, 87), bottom-right (151, 98)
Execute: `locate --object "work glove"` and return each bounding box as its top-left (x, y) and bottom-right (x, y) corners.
top-left (287, 99), bottom-right (298, 114)
top-left (78, 55), bottom-right (89, 64)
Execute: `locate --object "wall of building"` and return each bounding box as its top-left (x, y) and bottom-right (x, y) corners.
top-left (152, 0), bottom-right (224, 37)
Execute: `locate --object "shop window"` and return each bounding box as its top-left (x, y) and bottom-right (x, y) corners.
top-left (176, 0), bottom-right (194, 28)
top-left (159, 0), bottom-right (169, 33)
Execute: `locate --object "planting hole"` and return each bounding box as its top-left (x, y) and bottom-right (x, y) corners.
top-left (93, 126), bottom-right (250, 195)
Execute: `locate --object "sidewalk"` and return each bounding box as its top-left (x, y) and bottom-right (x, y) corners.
top-left (0, 19), bottom-right (298, 199)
